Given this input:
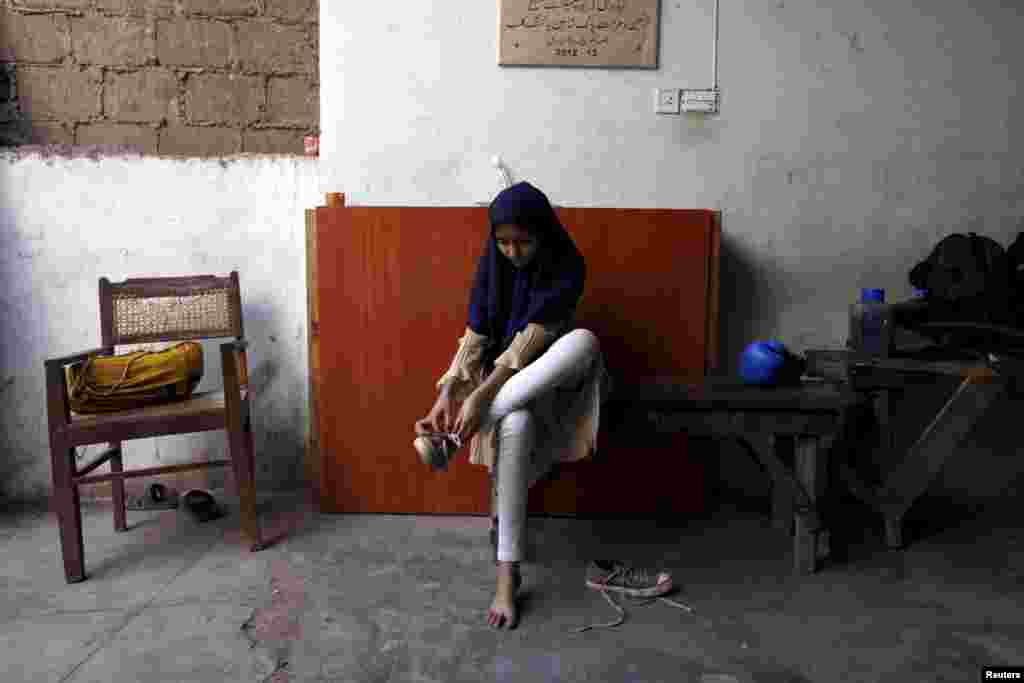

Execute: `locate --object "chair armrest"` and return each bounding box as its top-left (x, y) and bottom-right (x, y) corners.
top-left (44, 347), bottom-right (113, 370)
top-left (220, 339), bottom-right (250, 393)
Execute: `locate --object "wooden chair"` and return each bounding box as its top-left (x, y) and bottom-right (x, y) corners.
top-left (44, 272), bottom-right (263, 584)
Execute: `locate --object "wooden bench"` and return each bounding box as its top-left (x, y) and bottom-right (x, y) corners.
top-left (610, 376), bottom-right (871, 575)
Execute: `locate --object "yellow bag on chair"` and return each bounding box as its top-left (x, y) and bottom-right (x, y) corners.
top-left (66, 342), bottom-right (204, 414)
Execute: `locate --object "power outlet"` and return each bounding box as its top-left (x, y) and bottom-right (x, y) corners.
top-left (653, 88), bottom-right (680, 115)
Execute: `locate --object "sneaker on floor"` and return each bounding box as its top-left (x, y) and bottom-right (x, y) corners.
top-left (585, 560), bottom-right (673, 598)
top-left (412, 432), bottom-right (463, 472)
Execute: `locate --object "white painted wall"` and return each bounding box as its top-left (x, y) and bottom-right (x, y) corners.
top-left (1, 153), bottom-right (320, 501)
top-left (321, 0), bottom-right (1023, 354)
top-left (2, 0), bottom-right (1023, 504)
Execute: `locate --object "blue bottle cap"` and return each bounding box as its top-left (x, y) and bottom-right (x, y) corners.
top-left (861, 288), bottom-right (885, 303)
top-left (912, 288), bottom-right (928, 298)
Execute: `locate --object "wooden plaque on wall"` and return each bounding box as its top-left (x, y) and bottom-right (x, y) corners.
top-left (498, 0), bottom-right (660, 68)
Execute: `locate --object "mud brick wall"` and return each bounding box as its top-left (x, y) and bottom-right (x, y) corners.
top-left (0, 0), bottom-right (318, 156)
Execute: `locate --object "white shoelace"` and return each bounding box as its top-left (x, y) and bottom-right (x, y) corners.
top-left (570, 590), bottom-right (695, 633)
top-left (570, 564), bottom-right (695, 633)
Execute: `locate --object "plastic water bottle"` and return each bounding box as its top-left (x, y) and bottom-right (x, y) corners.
top-left (860, 288), bottom-right (886, 355)
top-left (849, 288), bottom-right (887, 355)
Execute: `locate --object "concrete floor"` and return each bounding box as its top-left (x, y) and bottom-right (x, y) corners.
top-left (1, 488), bottom-right (1022, 683)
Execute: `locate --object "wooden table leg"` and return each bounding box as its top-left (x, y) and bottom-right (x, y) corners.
top-left (770, 435), bottom-right (795, 534)
top-left (794, 435), bottom-right (829, 574)
top-left (884, 515), bottom-right (904, 549)
top-left (874, 389), bottom-right (894, 458)
top-left (875, 374), bottom-right (1003, 549)
top-left (738, 434), bottom-right (799, 533)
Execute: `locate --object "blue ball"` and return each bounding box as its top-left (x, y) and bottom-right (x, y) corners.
top-left (739, 340), bottom-right (786, 385)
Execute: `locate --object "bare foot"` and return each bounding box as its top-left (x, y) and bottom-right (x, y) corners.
top-left (487, 562), bottom-right (521, 629)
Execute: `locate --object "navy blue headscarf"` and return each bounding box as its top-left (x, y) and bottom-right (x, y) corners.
top-left (467, 181), bottom-right (586, 356)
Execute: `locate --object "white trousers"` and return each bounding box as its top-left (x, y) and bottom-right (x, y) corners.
top-left (480, 328), bottom-right (601, 563)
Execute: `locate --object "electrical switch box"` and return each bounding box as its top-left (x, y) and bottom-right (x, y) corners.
top-left (681, 89), bottom-right (720, 114)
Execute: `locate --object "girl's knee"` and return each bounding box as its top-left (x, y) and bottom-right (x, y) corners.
top-left (567, 327), bottom-right (600, 356)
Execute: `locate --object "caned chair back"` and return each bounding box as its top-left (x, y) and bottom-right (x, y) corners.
top-left (98, 272), bottom-right (244, 348)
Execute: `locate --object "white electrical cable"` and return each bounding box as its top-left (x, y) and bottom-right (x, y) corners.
top-left (712, 0), bottom-right (720, 91)
top-left (491, 155), bottom-right (513, 190)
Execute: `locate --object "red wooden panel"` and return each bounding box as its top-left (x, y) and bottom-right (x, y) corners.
top-left (316, 206), bottom-right (716, 516)
top-left (530, 209), bottom-right (712, 516)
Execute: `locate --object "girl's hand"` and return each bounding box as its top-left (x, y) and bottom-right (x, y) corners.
top-left (416, 394), bottom-right (454, 435)
top-left (453, 389), bottom-right (491, 443)
top-left (414, 418), bottom-right (435, 436)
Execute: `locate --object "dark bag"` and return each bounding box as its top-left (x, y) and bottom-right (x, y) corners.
top-left (908, 232), bottom-right (1014, 324)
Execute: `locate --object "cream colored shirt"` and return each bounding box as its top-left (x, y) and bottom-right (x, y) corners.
top-left (435, 323), bottom-right (564, 401)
